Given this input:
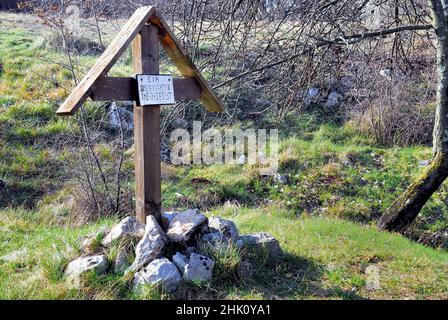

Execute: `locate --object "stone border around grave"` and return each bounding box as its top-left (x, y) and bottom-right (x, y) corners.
top-left (65, 209), bottom-right (283, 293)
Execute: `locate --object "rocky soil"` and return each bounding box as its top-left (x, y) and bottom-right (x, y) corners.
top-left (65, 209), bottom-right (283, 294)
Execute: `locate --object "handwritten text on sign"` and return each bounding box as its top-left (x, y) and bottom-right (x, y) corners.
top-left (137, 75), bottom-right (175, 105)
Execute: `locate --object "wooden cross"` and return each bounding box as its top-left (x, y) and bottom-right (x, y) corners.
top-left (57, 6), bottom-right (224, 224)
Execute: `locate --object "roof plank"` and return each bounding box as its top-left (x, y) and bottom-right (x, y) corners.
top-left (90, 77), bottom-right (202, 102)
top-left (57, 6), bottom-right (156, 115)
top-left (149, 11), bottom-right (225, 112)
top-left (57, 6), bottom-right (224, 115)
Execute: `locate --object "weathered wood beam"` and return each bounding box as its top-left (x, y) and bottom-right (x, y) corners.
top-left (133, 25), bottom-right (162, 224)
top-left (149, 11), bottom-right (225, 112)
top-left (90, 77), bottom-right (202, 102)
top-left (56, 6), bottom-right (156, 115)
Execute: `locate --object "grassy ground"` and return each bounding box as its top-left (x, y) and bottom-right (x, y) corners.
top-left (1, 13), bottom-right (448, 299)
top-left (161, 121), bottom-right (445, 241)
top-left (1, 206), bottom-right (447, 299)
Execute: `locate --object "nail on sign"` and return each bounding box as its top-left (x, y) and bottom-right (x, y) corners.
top-left (137, 74), bottom-right (175, 105)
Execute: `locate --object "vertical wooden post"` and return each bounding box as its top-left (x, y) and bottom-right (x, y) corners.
top-left (133, 24), bottom-right (161, 224)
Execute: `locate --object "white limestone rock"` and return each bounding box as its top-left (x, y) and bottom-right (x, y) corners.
top-left (133, 258), bottom-right (182, 293)
top-left (208, 217), bottom-right (239, 242)
top-left (202, 217), bottom-right (239, 246)
top-left (161, 211), bottom-right (177, 231)
top-left (127, 215), bottom-right (167, 272)
top-left (326, 91), bottom-right (342, 108)
top-left (108, 102), bottom-right (134, 131)
top-left (101, 216), bottom-right (144, 247)
top-left (183, 253), bottom-right (214, 282)
top-left (172, 252), bottom-right (188, 274)
top-left (65, 255), bottom-right (107, 288)
top-left (166, 209), bottom-right (207, 242)
top-left (239, 232), bottom-right (283, 262)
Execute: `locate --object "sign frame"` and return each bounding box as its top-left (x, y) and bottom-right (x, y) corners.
top-left (136, 74), bottom-right (176, 106)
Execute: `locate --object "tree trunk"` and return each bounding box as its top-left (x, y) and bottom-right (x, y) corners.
top-left (379, 0), bottom-right (448, 232)
top-left (379, 152), bottom-right (448, 231)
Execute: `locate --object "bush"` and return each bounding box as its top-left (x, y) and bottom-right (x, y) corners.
top-left (44, 31), bottom-right (104, 55)
top-left (354, 102), bottom-right (434, 147)
top-left (69, 185), bottom-right (134, 224)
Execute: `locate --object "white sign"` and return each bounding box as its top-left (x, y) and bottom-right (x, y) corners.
top-left (137, 74), bottom-right (175, 105)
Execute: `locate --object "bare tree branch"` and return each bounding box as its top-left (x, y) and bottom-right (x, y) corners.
top-left (214, 23), bottom-right (433, 89)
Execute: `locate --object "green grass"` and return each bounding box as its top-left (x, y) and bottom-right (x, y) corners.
top-left (225, 207), bottom-right (448, 299)
top-left (1, 206), bottom-right (447, 299)
top-left (1, 14), bottom-right (448, 300)
top-left (0, 24), bottom-right (119, 210)
top-left (160, 122), bottom-right (445, 237)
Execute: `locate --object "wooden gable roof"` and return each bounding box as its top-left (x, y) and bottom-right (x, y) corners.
top-left (57, 6), bottom-right (224, 115)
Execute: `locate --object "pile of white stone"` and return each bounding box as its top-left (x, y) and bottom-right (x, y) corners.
top-left (65, 209), bottom-right (282, 293)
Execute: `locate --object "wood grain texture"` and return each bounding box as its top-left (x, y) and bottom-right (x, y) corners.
top-left (173, 77), bottom-right (203, 101)
top-left (149, 11), bottom-right (225, 112)
top-left (133, 25), bottom-right (162, 224)
top-left (57, 6), bottom-right (224, 115)
top-left (90, 77), bottom-right (202, 102)
top-left (90, 77), bottom-right (137, 101)
top-left (56, 6), bottom-right (155, 115)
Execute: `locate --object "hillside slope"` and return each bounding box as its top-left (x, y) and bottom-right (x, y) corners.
top-left (0, 13), bottom-right (448, 300)
top-left (1, 207), bottom-right (447, 299)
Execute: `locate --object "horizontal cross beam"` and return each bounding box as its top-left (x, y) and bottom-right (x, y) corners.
top-left (89, 77), bottom-right (202, 103)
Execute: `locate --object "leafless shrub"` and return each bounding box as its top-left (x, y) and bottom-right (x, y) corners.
top-left (345, 39), bottom-right (437, 146)
top-left (69, 184), bottom-right (134, 224)
top-left (21, 0), bottom-right (137, 221)
top-left (151, 0), bottom-right (435, 137)
top-left (354, 101), bottom-right (435, 146)
top-left (27, 0), bottom-right (436, 140)
top-left (66, 112), bottom-right (135, 223)
top-left (43, 31), bottom-right (104, 55)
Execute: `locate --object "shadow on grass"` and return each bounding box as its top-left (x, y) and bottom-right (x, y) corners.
top-left (0, 181), bottom-right (43, 209)
top-left (174, 252), bottom-right (367, 300)
top-left (245, 252), bottom-right (367, 300)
